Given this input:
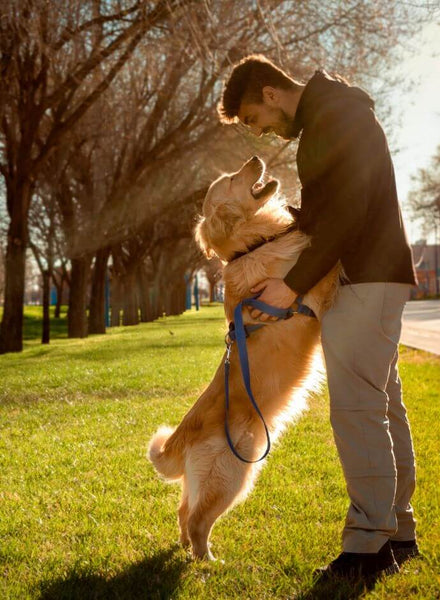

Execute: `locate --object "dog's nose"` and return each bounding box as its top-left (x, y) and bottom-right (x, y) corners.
top-left (251, 156), bottom-right (259, 162)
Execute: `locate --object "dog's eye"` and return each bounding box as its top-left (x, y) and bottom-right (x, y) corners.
top-left (230, 177), bottom-right (234, 182)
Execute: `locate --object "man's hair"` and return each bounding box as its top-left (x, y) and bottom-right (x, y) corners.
top-left (218, 54), bottom-right (298, 123)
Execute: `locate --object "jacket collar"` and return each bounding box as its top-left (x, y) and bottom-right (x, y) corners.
top-left (291, 70), bottom-right (374, 138)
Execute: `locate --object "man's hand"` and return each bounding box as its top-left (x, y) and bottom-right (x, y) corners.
top-left (249, 278), bottom-right (298, 322)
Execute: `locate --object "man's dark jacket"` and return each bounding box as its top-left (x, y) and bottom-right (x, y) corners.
top-left (284, 70), bottom-right (417, 295)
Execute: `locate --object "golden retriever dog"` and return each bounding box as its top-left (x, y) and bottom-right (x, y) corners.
top-left (148, 156), bottom-right (339, 560)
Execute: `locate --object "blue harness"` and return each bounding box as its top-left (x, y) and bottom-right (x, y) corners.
top-left (224, 295), bottom-right (316, 463)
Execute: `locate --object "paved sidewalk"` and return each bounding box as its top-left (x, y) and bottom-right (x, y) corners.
top-left (401, 299), bottom-right (440, 356)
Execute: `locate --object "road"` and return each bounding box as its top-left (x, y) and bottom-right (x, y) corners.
top-left (401, 299), bottom-right (440, 356)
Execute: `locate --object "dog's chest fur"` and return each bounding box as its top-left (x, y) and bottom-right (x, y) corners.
top-left (222, 230), bottom-right (311, 323)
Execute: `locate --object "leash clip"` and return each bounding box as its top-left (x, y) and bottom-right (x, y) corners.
top-left (225, 341), bottom-right (233, 364)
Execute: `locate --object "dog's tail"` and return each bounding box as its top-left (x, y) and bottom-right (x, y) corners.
top-left (148, 426), bottom-right (185, 481)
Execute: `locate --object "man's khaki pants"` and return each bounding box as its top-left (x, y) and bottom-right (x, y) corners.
top-left (321, 282), bottom-right (416, 553)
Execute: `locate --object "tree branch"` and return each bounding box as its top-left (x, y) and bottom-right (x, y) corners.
top-left (51, 1), bottom-right (143, 51)
top-left (33, 1), bottom-right (179, 174)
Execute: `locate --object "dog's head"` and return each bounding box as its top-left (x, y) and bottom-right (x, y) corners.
top-left (195, 156), bottom-right (287, 261)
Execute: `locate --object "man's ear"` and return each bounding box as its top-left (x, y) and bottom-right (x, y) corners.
top-left (262, 86), bottom-right (281, 107)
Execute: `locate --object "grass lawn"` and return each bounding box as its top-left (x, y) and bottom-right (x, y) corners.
top-left (0, 305), bottom-right (439, 599)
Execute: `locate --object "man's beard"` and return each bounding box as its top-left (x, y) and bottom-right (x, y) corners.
top-left (278, 108), bottom-right (297, 139)
top-left (263, 108), bottom-right (296, 140)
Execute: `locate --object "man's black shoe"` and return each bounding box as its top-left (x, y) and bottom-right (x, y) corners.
top-left (315, 540), bottom-right (399, 580)
top-left (390, 540), bottom-right (420, 565)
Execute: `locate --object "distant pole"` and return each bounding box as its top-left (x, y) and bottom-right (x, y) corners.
top-left (105, 270), bottom-right (110, 327)
top-left (184, 272), bottom-right (191, 310)
top-left (50, 286), bottom-right (57, 306)
top-left (193, 273), bottom-right (199, 311)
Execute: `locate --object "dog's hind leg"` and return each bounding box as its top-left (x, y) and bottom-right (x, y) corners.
top-left (187, 461), bottom-right (251, 560)
top-left (187, 490), bottom-right (231, 560)
top-left (178, 476), bottom-right (190, 548)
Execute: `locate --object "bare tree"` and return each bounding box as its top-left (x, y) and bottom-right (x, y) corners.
top-left (409, 145), bottom-right (440, 239)
top-left (0, 181), bottom-right (7, 302)
top-left (410, 144), bottom-right (440, 297)
top-left (0, 0), bottom-right (184, 352)
top-left (0, 0), bottom-right (430, 351)
top-left (28, 190), bottom-right (65, 343)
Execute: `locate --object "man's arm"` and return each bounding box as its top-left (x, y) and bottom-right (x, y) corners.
top-left (250, 100), bottom-right (380, 319)
top-left (249, 278), bottom-right (298, 322)
top-left (285, 100), bottom-right (379, 294)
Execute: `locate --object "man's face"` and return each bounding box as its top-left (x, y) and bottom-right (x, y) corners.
top-left (238, 101), bottom-right (295, 140)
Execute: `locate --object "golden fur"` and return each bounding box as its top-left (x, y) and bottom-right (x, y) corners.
top-left (148, 157), bottom-right (339, 560)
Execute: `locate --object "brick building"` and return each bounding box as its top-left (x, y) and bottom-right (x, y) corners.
top-left (412, 244), bottom-right (440, 298)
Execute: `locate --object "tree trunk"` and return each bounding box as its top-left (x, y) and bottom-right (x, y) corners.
top-left (0, 235), bottom-right (27, 353)
top-left (88, 247), bottom-right (110, 334)
top-left (138, 267), bottom-right (150, 322)
top-left (162, 278), bottom-right (185, 317)
top-left (68, 255), bottom-right (91, 338)
top-left (140, 283), bottom-right (159, 322)
top-left (149, 284), bottom-right (161, 321)
top-left (0, 182), bottom-right (32, 354)
top-left (42, 270), bottom-right (50, 344)
top-left (122, 270), bottom-right (139, 325)
top-left (110, 275), bottom-right (123, 326)
top-left (138, 282), bottom-right (148, 322)
top-left (54, 277), bottom-right (63, 318)
top-left (172, 281), bottom-right (186, 315)
top-left (180, 280), bottom-right (186, 313)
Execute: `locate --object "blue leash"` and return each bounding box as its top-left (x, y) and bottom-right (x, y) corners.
top-left (224, 295), bottom-right (316, 463)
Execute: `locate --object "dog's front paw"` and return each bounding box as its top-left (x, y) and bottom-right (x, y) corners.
top-left (192, 548), bottom-right (217, 561)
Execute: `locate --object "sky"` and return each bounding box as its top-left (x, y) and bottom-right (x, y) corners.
top-left (390, 22), bottom-right (440, 243)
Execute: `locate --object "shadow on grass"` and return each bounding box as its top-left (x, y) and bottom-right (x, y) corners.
top-left (297, 573), bottom-right (377, 600)
top-left (18, 304), bottom-right (224, 343)
top-left (54, 340), bottom-right (224, 366)
top-left (23, 312), bottom-right (68, 340)
top-left (39, 546), bottom-right (189, 600)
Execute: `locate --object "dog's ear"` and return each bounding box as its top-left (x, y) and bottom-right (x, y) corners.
top-left (211, 203), bottom-right (243, 234)
top-left (194, 216), bottom-right (217, 259)
top-left (207, 204), bottom-right (243, 246)
top-left (195, 203), bottom-right (244, 258)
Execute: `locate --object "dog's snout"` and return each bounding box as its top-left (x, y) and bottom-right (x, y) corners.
top-left (243, 155), bottom-right (263, 173)
top-left (247, 155), bottom-right (263, 169)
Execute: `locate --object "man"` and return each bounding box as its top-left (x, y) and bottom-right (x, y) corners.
top-left (218, 55), bottom-right (419, 579)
